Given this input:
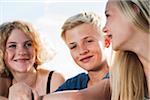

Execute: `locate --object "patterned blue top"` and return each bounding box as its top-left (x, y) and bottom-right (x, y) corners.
top-left (55, 72), bottom-right (109, 92)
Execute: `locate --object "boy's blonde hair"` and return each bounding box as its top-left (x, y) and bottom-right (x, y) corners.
top-left (61, 12), bottom-right (103, 42)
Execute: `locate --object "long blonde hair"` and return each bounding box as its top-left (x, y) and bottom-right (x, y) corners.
top-left (111, 51), bottom-right (145, 100)
top-left (110, 0), bottom-right (149, 100)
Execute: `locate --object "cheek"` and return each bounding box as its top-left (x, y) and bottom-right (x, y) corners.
top-left (4, 53), bottom-right (8, 64)
top-left (96, 49), bottom-right (102, 60)
top-left (4, 52), bottom-right (11, 68)
top-left (29, 48), bottom-right (36, 58)
top-left (91, 45), bottom-right (102, 58)
top-left (114, 23), bottom-right (132, 39)
top-left (4, 51), bottom-right (11, 61)
top-left (70, 51), bottom-right (78, 62)
top-left (33, 50), bottom-right (36, 58)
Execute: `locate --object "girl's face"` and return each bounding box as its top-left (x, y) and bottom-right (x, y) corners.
top-left (4, 29), bottom-right (36, 74)
top-left (103, 0), bottom-right (135, 51)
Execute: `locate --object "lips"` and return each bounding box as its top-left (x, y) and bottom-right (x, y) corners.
top-left (80, 55), bottom-right (93, 63)
top-left (104, 32), bottom-right (112, 39)
top-left (14, 58), bottom-right (29, 62)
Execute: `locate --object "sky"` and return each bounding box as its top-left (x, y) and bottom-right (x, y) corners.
top-left (0, 0), bottom-right (108, 79)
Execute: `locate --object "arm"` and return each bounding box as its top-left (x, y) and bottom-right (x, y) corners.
top-left (43, 90), bottom-right (79, 100)
top-left (0, 77), bottom-right (11, 98)
top-left (42, 79), bottom-right (111, 100)
top-left (8, 82), bottom-right (42, 100)
top-left (0, 96), bottom-right (8, 100)
top-left (78, 79), bottom-right (111, 100)
top-left (8, 82), bottom-right (33, 100)
top-left (7, 79), bottom-right (110, 100)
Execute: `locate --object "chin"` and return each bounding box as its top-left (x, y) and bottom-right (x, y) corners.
top-left (112, 45), bottom-right (119, 51)
top-left (112, 43), bottom-right (123, 51)
top-left (82, 66), bottom-right (92, 71)
top-left (16, 67), bottom-right (30, 73)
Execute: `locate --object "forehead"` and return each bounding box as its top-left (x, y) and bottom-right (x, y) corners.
top-left (7, 29), bottom-right (30, 42)
top-left (106, 0), bottom-right (118, 11)
top-left (65, 23), bottom-right (100, 43)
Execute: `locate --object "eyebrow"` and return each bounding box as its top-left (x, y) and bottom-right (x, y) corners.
top-left (83, 36), bottom-right (96, 41)
top-left (83, 36), bottom-right (90, 40)
top-left (7, 42), bottom-right (16, 44)
top-left (68, 36), bottom-right (94, 45)
top-left (7, 40), bottom-right (32, 44)
top-left (69, 42), bottom-right (76, 45)
top-left (24, 40), bottom-right (32, 43)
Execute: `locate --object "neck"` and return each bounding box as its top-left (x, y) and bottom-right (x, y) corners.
top-left (12, 67), bottom-right (37, 88)
top-left (134, 33), bottom-right (150, 97)
top-left (88, 60), bottom-right (109, 87)
top-left (132, 31), bottom-right (150, 98)
top-left (131, 30), bottom-right (150, 64)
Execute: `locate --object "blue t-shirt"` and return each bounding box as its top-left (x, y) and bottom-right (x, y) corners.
top-left (55, 72), bottom-right (109, 92)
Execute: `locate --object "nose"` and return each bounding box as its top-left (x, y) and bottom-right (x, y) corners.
top-left (17, 46), bottom-right (27, 56)
top-left (102, 26), bottom-right (108, 34)
top-left (79, 44), bottom-right (89, 55)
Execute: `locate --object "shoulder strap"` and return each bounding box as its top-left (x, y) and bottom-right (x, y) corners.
top-left (46, 71), bottom-right (54, 94)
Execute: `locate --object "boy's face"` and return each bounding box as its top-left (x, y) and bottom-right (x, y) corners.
top-left (65, 23), bottom-right (105, 71)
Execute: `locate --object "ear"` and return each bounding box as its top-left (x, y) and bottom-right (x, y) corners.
top-left (104, 35), bottom-right (111, 48)
top-left (132, 3), bottom-right (140, 14)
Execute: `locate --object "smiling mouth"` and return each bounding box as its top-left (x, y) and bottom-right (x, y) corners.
top-left (80, 56), bottom-right (93, 63)
top-left (14, 59), bottom-right (29, 62)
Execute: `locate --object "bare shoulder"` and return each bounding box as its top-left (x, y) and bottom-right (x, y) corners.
top-left (51, 71), bottom-right (65, 85)
top-left (50, 71), bottom-right (65, 92)
top-left (52, 71), bottom-right (65, 81)
top-left (37, 68), bottom-right (49, 75)
top-left (36, 68), bottom-right (65, 93)
top-left (37, 68), bottom-right (64, 80)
